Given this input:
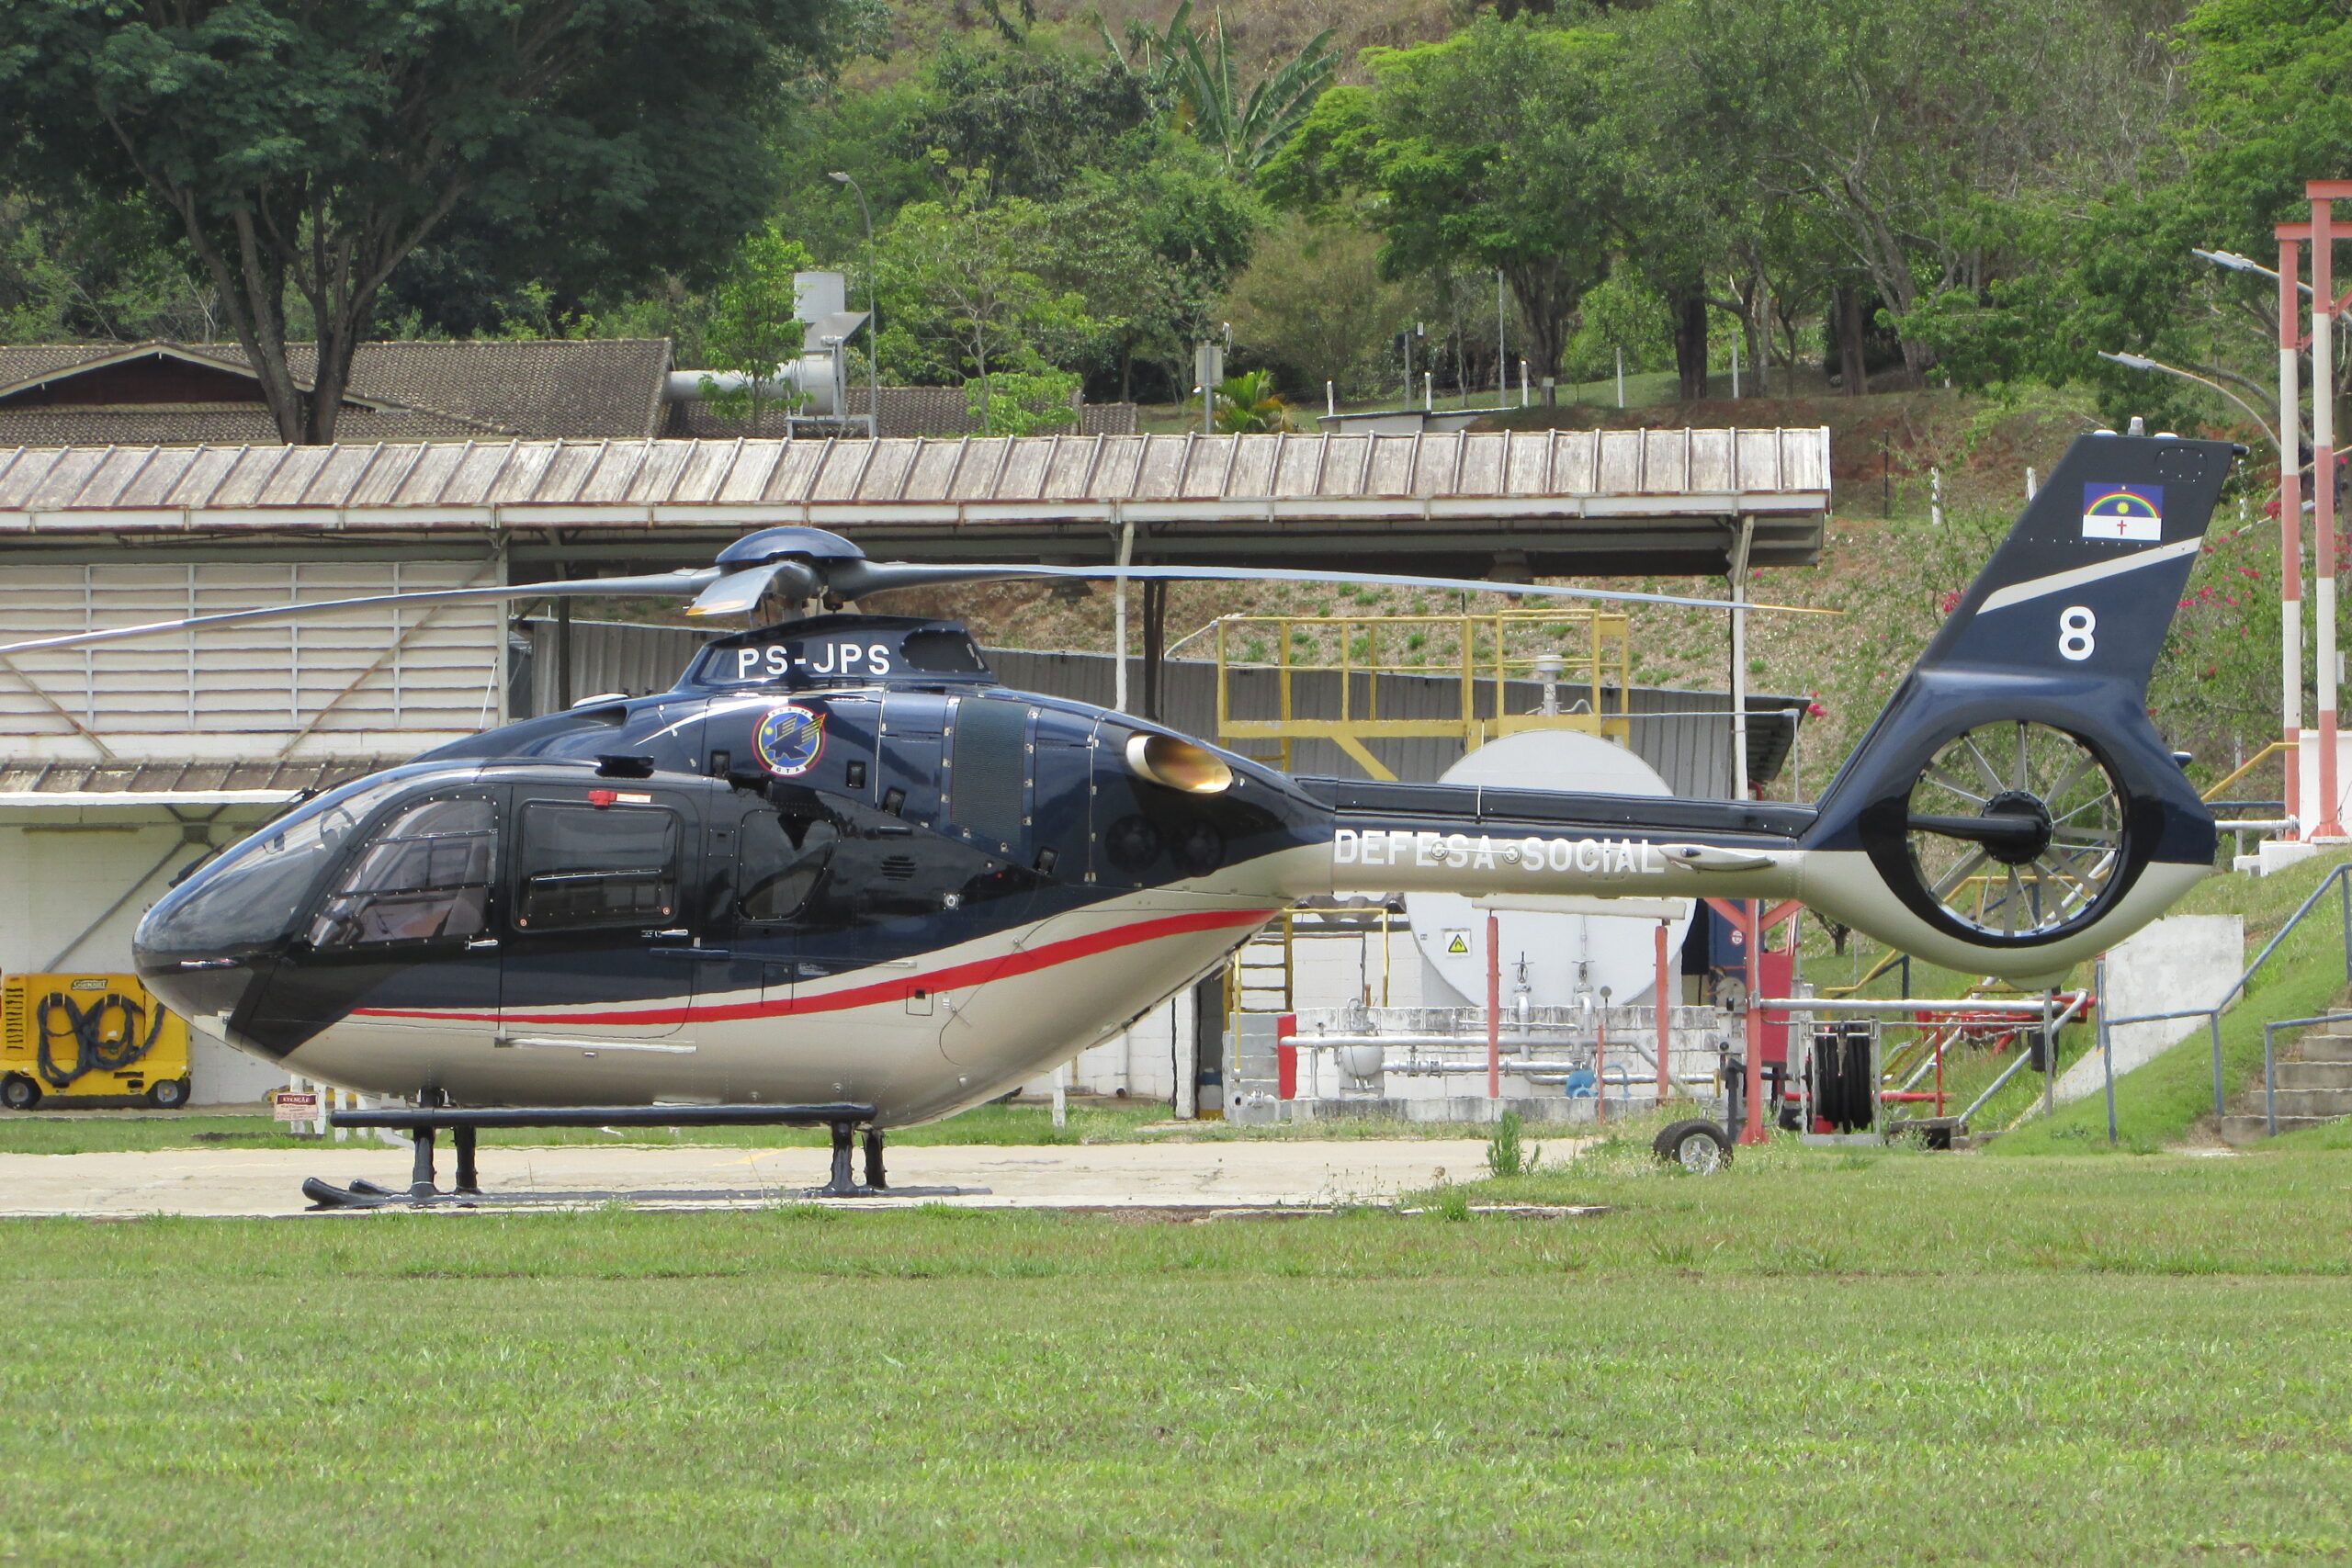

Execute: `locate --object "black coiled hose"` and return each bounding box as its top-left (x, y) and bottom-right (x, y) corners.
top-left (34, 990), bottom-right (164, 1089)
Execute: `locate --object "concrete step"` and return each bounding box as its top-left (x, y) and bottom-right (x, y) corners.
top-left (2290, 1032), bottom-right (2352, 1063)
top-left (2272, 1059), bottom-right (2352, 1091)
top-left (2219, 1112), bottom-right (2344, 1145)
top-left (2238, 1088), bottom-right (2352, 1119)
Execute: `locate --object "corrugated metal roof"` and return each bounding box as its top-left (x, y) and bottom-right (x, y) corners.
top-left (0, 757), bottom-right (392, 795)
top-left (0, 429), bottom-right (1828, 525)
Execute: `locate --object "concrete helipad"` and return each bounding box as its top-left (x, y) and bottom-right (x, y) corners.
top-left (0, 1138), bottom-right (1510, 1218)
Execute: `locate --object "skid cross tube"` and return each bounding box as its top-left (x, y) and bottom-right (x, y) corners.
top-left (326, 1102), bottom-right (882, 1203)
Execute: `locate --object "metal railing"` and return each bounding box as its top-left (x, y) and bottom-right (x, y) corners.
top-left (2090, 859), bottom-right (2352, 1144)
top-left (1208, 607), bottom-right (1632, 778)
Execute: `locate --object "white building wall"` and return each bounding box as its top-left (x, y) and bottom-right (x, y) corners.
top-left (0, 812), bottom-right (288, 1103)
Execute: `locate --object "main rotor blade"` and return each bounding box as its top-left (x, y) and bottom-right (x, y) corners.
top-left (685, 559), bottom-right (826, 618)
top-left (0, 570), bottom-right (721, 659)
top-left (832, 560), bottom-right (1832, 615)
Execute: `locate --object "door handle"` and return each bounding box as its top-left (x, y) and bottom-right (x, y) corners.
top-left (651, 947), bottom-right (733, 962)
top-left (465, 938), bottom-right (500, 951)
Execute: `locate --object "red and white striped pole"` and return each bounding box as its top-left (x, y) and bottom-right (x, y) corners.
top-left (2311, 183), bottom-right (2346, 840)
top-left (2279, 225), bottom-right (2305, 838)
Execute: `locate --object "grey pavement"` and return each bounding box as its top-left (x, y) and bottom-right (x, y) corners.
top-left (0, 1137), bottom-right (1509, 1218)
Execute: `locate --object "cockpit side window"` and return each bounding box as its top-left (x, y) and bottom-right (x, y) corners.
top-left (306, 796), bottom-right (494, 949)
top-left (514, 803), bottom-right (679, 930)
top-left (738, 809), bottom-right (840, 922)
top-left (138, 773), bottom-right (417, 954)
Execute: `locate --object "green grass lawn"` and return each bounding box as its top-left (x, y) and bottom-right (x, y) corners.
top-left (4, 1147), bottom-right (2350, 1564)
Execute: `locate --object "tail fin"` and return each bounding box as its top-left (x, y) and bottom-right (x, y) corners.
top-left (1804, 431), bottom-right (2240, 967)
top-left (1913, 432), bottom-right (2235, 686)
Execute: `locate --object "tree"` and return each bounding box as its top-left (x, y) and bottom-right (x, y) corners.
top-left (1264, 19), bottom-right (1633, 382)
top-left (1632, 0), bottom-right (2182, 385)
top-left (699, 227), bottom-right (816, 435)
top-left (1224, 216), bottom-right (1412, 399)
top-left (1899, 0), bottom-right (2352, 438)
top-left (872, 175), bottom-right (1100, 419)
top-left (1041, 140), bottom-right (1263, 400)
top-left (894, 44), bottom-right (1151, 203)
top-left (0, 0), bottom-right (839, 442)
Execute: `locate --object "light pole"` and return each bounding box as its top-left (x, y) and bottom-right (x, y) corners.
top-left (828, 172), bottom-right (878, 438)
top-left (2096, 350), bottom-right (2279, 452)
top-left (2100, 345), bottom-right (2299, 838)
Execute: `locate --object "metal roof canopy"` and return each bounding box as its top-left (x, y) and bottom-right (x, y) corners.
top-left (0, 429), bottom-right (1829, 576)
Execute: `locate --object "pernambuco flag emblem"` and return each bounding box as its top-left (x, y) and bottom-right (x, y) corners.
top-left (2081, 483), bottom-right (2164, 541)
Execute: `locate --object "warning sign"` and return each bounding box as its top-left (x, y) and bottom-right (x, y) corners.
top-left (270, 1090), bottom-right (318, 1122)
top-left (1444, 931), bottom-right (1470, 954)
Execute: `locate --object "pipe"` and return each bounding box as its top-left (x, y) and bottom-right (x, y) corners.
top-left (666, 360), bottom-right (842, 416)
top-left (1755, 996), bottom-right (2086, 1015)
top-left (1486, 911), bottom-right (1501, 1099)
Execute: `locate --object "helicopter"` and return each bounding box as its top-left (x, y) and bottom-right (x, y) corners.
top-left (0, 427), bottom-right (2235, 1201)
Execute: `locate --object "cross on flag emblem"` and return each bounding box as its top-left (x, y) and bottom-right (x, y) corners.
top-left (2081, 483), bottom-right (2164, 541)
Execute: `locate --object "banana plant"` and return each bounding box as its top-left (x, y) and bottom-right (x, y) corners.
top-left (1175, 16), bottom-right (1340, 175)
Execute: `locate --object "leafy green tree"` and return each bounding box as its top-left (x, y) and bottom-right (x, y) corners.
top-left (0, 0), bottom-right (839, 442)
top-left (1632, 0), bottom-right (2178, 385)
top-left (1224, 216), bottom-right (1412, 399)
top-left (1041, 140), bottom-right (1263, 400)
top-left (699, 228), bottom-right (817, 434)
top-left (1264, 19), bottom-right (1633, 382)
top-left (1899, 0), bottom-right (2352, 440)
top-left (967, 368), bottom-right (1081, 434)
top-left (895, 44), bottom-right (1151, 203)
top-left (873, 175), bottom-right (1100, 419)
top-left (0, 189), bottom-right (217, 343)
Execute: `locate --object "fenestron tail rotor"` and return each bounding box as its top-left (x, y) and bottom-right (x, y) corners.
top-left (1902, 721), bottom-right (2126, 940)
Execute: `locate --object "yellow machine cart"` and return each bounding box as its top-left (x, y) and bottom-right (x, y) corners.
top-left (1, 974), bottom-right (191, 1110)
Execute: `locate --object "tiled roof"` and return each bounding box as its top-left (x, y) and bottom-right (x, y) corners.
top-left (0, 339), bottom-right (672, 445)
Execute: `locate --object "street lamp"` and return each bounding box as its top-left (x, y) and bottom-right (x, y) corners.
top-left (828, 172), bottom-right (879, 437)
top-left (2096, 349), bottom-right (2280, 452)
top-left (2099, 343), bottom-right (2305, 840)
top-left (2195, 248), bottom-right (2320, 299)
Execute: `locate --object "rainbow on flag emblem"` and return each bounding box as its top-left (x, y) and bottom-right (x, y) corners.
top-left (2081, 483), bottom-right (2164, 541)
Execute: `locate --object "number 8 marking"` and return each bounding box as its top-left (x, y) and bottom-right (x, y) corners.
top-left (2059, 605), bottom-right (2096, 661)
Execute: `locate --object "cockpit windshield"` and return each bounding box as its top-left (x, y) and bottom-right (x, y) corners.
top-left (135, 770), bottom-right (432, 955)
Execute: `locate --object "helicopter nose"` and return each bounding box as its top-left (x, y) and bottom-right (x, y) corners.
top-left (134, 953), bottom-right (262, 1042)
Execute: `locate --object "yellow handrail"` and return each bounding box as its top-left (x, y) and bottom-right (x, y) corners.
top-left (2200, 739), bottom-right (2292, 804)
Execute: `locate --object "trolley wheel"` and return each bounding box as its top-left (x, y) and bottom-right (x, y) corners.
top-left (0, 1074), bottom-right (40, 1111)
top-left (1653, 1119), bottom-right (1732, 1175)
top-left (147, 1077), bottom-right (190, 1110)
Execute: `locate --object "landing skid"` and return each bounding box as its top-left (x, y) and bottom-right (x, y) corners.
top-left (303, 1102), bottom-right (987, 1209)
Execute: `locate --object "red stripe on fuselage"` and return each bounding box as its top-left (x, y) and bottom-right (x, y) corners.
top-left (349, 906), bottom-right (1274, 1029)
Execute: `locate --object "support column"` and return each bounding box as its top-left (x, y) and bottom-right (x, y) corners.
top-left (1655, 920), bottom-right (1673, 1102)
top-left (1728, 519), bottom-right (1756, 800)
top-left (1141, 577), bottom-right (1168, 722)
top-left (1111, 517), bottom-right (1134, 714)
top-left (2312, 187), bottom-right (2343, 839)
top-left (2282, 231), bottom-right (2306, 839)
